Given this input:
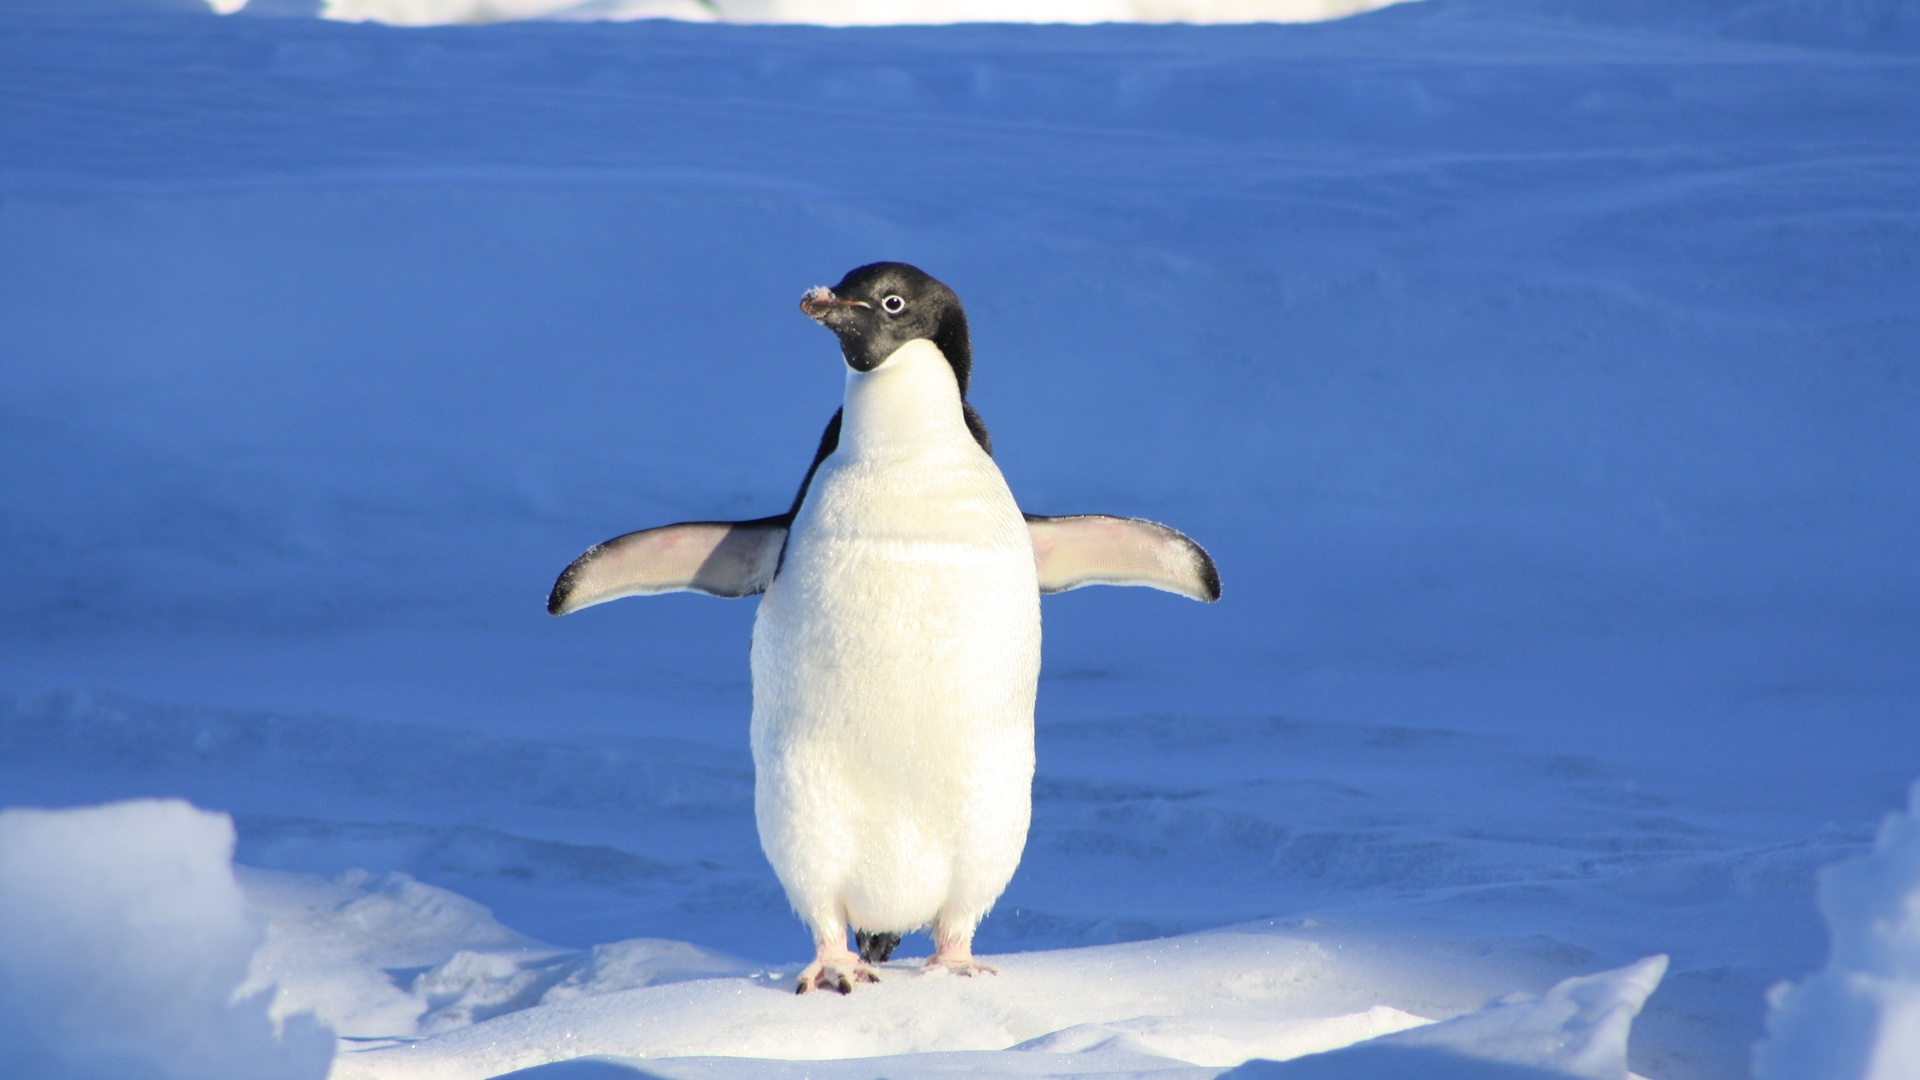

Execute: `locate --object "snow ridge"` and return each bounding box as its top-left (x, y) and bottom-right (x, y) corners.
top-left (1757, 781), bottom-right (1920, 1080)
top-left (221, 0), bottom-right (1415, 27)
top-left (0, 801), bottom-right (335, 1080)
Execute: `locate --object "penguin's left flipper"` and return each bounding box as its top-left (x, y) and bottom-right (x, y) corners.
top-left (548, 516), bottom-right (789, 615)
top-left (1027, 514), bottom-right (1221, 603)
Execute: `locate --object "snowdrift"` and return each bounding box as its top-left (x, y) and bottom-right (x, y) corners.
top-left (1756, 782), bottom-right (1920, 1080)
top-left (206, 0), bottom-right (1414, 28)
top-left (183, 0), bottom-right (1920, 43)
top-left (0, 797), bottom-right (1673, 1079)
top-left (322, 945), bottom-right (1666, 1079)
top-left (0, 801), bottom-right (334, 1080)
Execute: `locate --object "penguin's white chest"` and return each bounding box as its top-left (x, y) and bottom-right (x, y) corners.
top-left (749, 340), bottom-right (1040, 936)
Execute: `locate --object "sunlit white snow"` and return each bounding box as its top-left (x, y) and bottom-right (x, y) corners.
top-left (223, 0), bottom-right (1413, 27)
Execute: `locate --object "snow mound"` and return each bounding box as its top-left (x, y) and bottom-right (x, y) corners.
top-left (326, 940), bottom-right (1667, 1079)
top-left (0, 800), bottom-right (334, 1080)
top-left (1756, 780), bottom-right (1920, 1080)
top-left (542, 938), bottom-right (762, 1002)
top-left (328, 928), bottom-right (1442, 1079)
top-left (1226, 954), bottom-right (1668, 1079)
top-left (239, 868), bottom-right (755, 1043)
top-left (1012, 1004), bottom-right (1428, 1066)
top-left (211, 0), bottom-right (1413, 27)
top-left (490, 1048), bottom-right (1219, 1076)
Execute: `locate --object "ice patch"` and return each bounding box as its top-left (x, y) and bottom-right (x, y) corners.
top-left (1756, 780), bottom-right (1920, 1080)
top-left (0, 799), bottom-right (334, 1080)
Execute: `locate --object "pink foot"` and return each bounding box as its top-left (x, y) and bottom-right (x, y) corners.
top-left (923, 950), bottom-right (998, 978)
top-left (795, 953), bottom-right (879, 995)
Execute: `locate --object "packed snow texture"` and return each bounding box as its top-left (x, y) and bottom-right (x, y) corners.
top-left (257, 860), bottom-right (1664, 1080)
top-left (235, 843), bottom-right (1669, 1079)
top-left (1755, 781), bottom-right (1920, 1080)
top-left (1230, 955), bottom-right (1667, 1079)
top-left (0, 800), bottom-right (334, 1080)
top-left (239, 865), bottom-right (757, 1041)
top-left (2, 0), bottom-right (1917, 1077)
top-left (207, 0), bottom-right (1414, 28)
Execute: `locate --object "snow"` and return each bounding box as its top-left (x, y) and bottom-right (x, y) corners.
top-left (0, 800), bottom-right (334, 1080)
top-left (242, 860), bottom-right (1665, 1080)
top-left (1754, 781), bottom-right (1920, 1080)
top-left (1230, 956), bottom-right (1668, 1079)
top-left (211, 0), bottom-right (1414, 29)
top-left (239, 866), bottom-right (756, 1040)
top-left (326, 928), bottom-right (1438, 1078)
top-left (1, 0), bottom-right (1917, 1077)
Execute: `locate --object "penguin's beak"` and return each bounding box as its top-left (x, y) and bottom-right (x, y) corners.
top-left (800, 286), bottom-right (871, 321)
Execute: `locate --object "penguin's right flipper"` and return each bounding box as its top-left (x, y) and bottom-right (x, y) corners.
top-left (548, 516), bottom-right (789, 615)
top-left (1027, 514), bottom-right (1221, 603)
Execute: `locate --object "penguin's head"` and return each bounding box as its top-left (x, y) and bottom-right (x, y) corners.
top-left (800, 262), bottom-right (974, 396)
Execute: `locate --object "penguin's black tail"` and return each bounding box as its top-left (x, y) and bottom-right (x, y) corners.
top-left (855, 930), bottom-right (901, 963)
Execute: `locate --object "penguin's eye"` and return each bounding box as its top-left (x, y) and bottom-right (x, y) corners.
top-left (880, 295), bottom-right (906, 314)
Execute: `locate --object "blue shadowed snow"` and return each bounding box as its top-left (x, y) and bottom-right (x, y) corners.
top-left (1, 1), bottom-right (1917, 1078)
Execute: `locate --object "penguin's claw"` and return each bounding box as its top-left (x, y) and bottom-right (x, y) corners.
top-left (795, 957), bottom-right (880, 995)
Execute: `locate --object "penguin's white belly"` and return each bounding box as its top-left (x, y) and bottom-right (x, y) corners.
top-left (750, 445), bottom-right (1040, 935)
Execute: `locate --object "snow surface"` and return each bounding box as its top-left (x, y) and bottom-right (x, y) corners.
top-left (203, 0), bottom-right (1414, 29)
top-left (1230, 955), bottom-right (1668, 1080)
top-left (1, 0), bottom-right (1917, 1078)
top-left (0, 800), bottom-right (333, 1080)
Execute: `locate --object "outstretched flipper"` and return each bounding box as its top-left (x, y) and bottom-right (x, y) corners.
top-left (548, 516), bottom-right (789, 615)
top-left (1026, 514), bottom-right (1220, 603)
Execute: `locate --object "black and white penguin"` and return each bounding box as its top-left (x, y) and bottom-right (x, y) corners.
top-left (548, 263), bottom-right (1218, 994)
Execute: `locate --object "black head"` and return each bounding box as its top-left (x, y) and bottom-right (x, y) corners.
top-left (799, 262), bottom-right (974, 397)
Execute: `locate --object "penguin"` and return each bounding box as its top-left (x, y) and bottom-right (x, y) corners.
top-left (548, 262), bottom-right (1219, 994)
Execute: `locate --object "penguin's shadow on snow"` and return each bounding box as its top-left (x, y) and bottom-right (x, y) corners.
top-left (489, 1061), bottom-right (655, 1079)
top-left (1221, 1045), bottom-right (1598, 1079)
top-left (488, 1046), bottom-right (1586, 1079)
